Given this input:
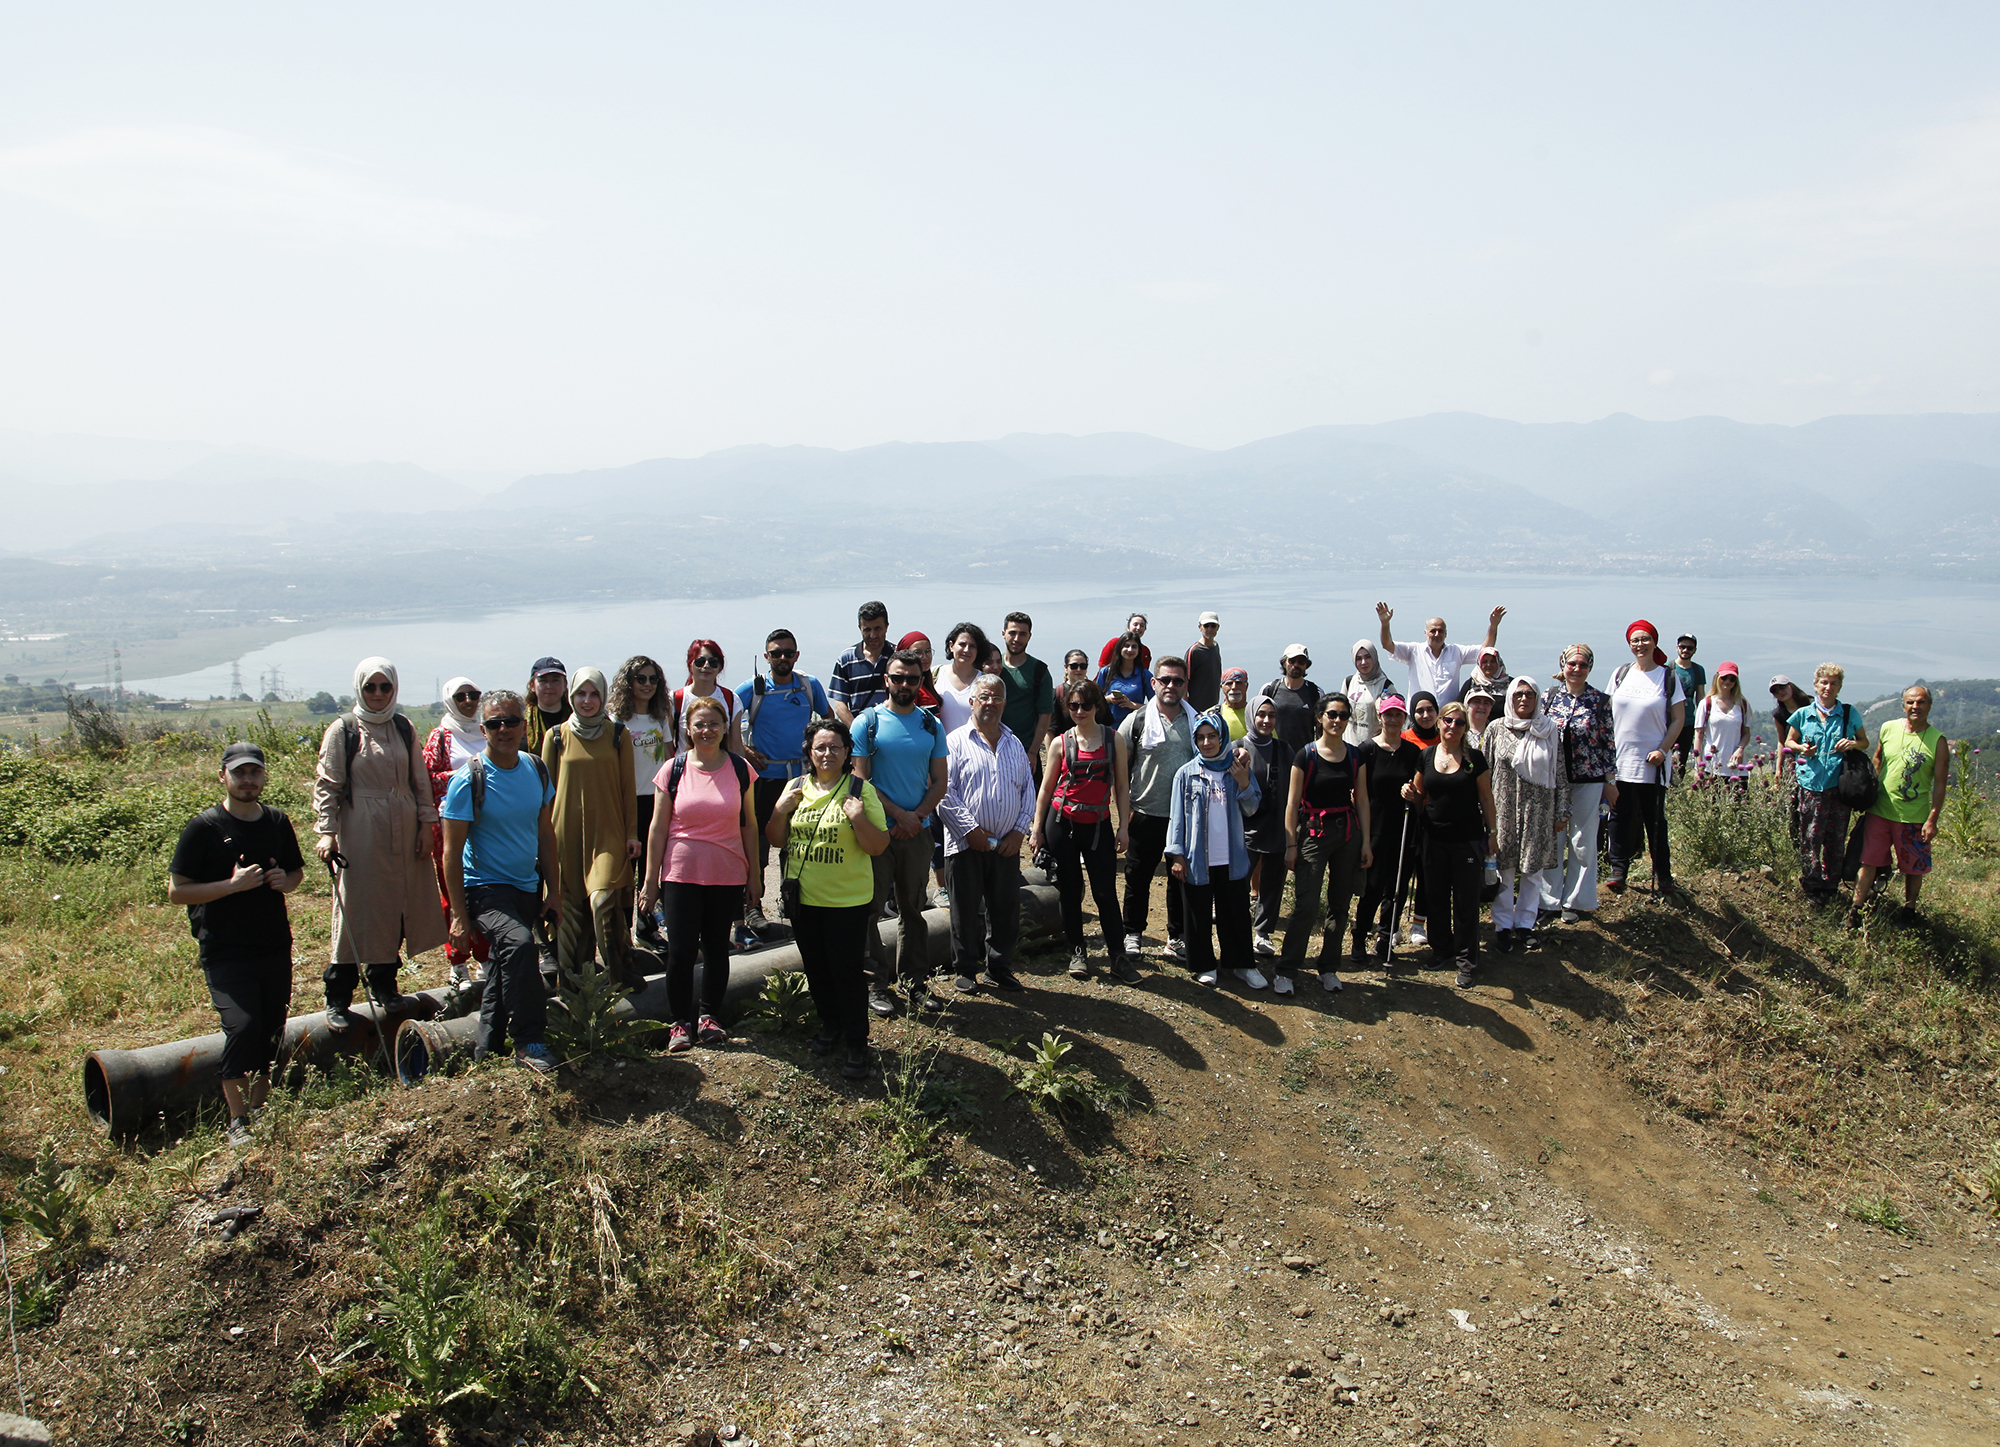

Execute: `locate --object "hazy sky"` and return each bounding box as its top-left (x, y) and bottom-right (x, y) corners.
top-left (3, 2), bottom-right (1997, 475)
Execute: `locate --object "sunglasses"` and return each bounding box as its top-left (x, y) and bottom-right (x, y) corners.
top-left (1068, 699), bottom-right (1095, 711)
top-left (452, 689), bottom-right (481, 702)
top-left (1326, 711), bottom-right (1351, 721)
top-left (765, 649), bottom-right (797, 659)
top-left (633, 672), bottom-right (661, 685)
top-left (1441, 718), bottom-right (1467, 729)
top-left (1155, 675), bottom-right (1185, 686)
top-left (693, 658), bottom-right (722, 670)
top-left (361, 681), bottom-right (394, 694)
top-left (481, 716), bottom-right (524, 731)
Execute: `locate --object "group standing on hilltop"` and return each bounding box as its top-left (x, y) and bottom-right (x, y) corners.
top-left (165, 595), bottom-right (1957, 1141)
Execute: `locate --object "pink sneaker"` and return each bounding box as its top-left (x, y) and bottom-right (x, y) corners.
top-left (667, 1021), bottom-right (693, 1053)
top-left (696, 1014), bottom-right (728, 1046)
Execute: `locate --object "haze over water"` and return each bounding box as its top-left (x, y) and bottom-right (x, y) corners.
top-left (127, 570), bottom-right (1998, 709)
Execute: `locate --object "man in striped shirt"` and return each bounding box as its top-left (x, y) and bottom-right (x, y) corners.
top-left (940, 674), bottom-right (1036, 995)
top-left (829, 600), bottom-right (893, 726)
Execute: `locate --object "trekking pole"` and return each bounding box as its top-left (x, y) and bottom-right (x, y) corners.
top-left (1382, 805), bottom-right (1411, 968)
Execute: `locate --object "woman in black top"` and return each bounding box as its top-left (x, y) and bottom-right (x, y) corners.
top-left (1241, 697), bottom-right (1294, 956)
top-left (1353, 694), bottom-right (1421, 964)
top-left (1281, 694), bottom-right (1373, 994)
top-left (1408, 700), bottom-right (1496, 987)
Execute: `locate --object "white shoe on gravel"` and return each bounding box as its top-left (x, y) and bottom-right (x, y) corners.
top-left (1234, 967), bottom-right (1269, 990)
top-left (1561, 909), bottom-right (1580, 924)
top-left (1320, 970), bottom-right (1344, 992)
top-left (1408, 922), bottom-right (1429, 947)
top-left (1196, 969), bottom-right (1219, 986)
top-left (1125, 934), bottom-right (1145, 957)
top-left (1166, 938), bottom-right (1187, 961)
top-left (1271, 974), bottom-right (1295, 996)
top-left (1252, 932), bottom-right (1276, 956)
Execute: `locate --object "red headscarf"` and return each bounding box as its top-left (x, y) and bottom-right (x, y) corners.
top-left (895, 631), bottom-right (942, 709)
top-left (1625, 620), bottom-right (1667, 669)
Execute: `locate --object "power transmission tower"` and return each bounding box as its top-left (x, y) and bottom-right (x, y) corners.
top-left (230, 659), bottom-right (242, 698)
top-left (113, 641), bottom-right (123, 707)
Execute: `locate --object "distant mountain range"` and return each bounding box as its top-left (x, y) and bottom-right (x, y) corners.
top-left (7, 411), bottom-right (2000, 578)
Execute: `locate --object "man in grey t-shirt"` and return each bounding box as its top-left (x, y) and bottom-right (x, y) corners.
top-left (1117, 654), bottom-right (1197, 958)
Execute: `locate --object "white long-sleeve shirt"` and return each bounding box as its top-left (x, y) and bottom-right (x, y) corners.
top-left (1391, 639), bottom-right (1480, 706)
top-left (939, 722), bottom-right (1036, 857)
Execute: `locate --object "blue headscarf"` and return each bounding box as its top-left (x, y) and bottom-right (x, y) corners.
top-left (1194, 709), bottom-right (1233, 772)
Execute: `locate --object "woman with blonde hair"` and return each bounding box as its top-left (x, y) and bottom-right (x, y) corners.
top-left (1407, 700), bottom-right (1495, 988)
top-left (1692, 662), bottom-right (1752, 791)
top-left (1786, 662), bottom-right (1868, 901)
top-left (312, 657), bottom-right (445, 1028)
top-left (542, 667), bottom-right (640, 988)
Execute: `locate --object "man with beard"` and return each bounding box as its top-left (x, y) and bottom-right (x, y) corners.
top-left (851, 649), bottom-right (950, 1015)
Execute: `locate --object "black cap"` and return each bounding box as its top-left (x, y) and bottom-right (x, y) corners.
top-left (531, 656), bottom-right (566, 678)
top-left (221, 741), bottom-right (266, 772)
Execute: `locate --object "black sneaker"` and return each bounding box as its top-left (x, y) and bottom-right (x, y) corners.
top-left (1892, 905), bottom-right (1921, 927)
top-left (841, 1046), bottom-right (872, 1080)
top-left (1111, 955), bottom-right (1142, 984)
top-left (953, 973), bottom-right (981, 994)
top-left (1454, 963), bottom-right (1478, 989)
top-left (1494, 929), bottom-right (1515, 955)
top-left (867, 984), bottom-right (900, 1018)
top-left (809, 1032), bottom-right (837, 1056)
top-left (323, 1003), bottom-right (355, 1033)
top-left (1516, 930), bottom-right (1537, 952)
top-left (1067, 949), bottom-right (1090, 980)
top-left (908, 985), bottom-right (946, 1015)
top-left (1845, 908), bottom-right (1863, 932)
top-left (984, 967), bottom-right (1025, 993)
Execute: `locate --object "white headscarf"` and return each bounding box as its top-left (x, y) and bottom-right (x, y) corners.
top-left (566, 665), bottom-right (610, 742)
top-left (352, 656), bottom-right (399, 725)
top-left (441, 676), bottom-right (484, 755)
top-left (1504, 675), bottom-right (1561, 789)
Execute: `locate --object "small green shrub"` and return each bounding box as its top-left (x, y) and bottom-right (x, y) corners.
top-left (1012, 1032), bottom-right (1095, 1118)
top-left (1845, 1193), bottom-right (1910, 1235)
top-left (549, 961), bottom-right (662, 1061)
top-left (743, 969), bottom-right (816, 1035)
top-left (1666, 772), bottom-right (1796, 875)
top-left (1938, 740), bottom-right (1992, 857)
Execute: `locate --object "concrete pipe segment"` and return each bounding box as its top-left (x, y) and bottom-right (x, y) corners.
top-left (85, 873), bottom-right (1062, 1124)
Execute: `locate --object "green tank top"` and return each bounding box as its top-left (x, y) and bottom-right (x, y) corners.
top-left (1872, 722), bottom-right (1943, 824)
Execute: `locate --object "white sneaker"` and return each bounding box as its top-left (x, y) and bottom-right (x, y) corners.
top-left (1234, 967), bottom-right (1269, 990)
top-left (1271, 973), bottom-right (1295, 996)
top-left (1408, 922), bottom-right (1429, 947)
top-left (1125, 933), bottom-right (1145, 957)
top-left (1320, 970), bottom-right (1344, 993)
top-left (1252, 932), bottom-right (1276, 957)
top-left (1196, 969), bottom-right (1219, 986)
top-left (1560, 909), bottom-right (1580, 925)
top-left (1166, 938), bottom-right (1187, 961)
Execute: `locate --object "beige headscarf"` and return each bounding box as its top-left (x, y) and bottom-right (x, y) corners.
top-left (566, 665), bottom-right (610, 742)
top-left (352, 656), bottom-right (399, 725)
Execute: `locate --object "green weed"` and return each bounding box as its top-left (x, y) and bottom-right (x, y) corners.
top-left (549, 961), bottom-right (663, 1061)
top-left (1666, 771), bottom-right (1796, 876)
top-left (744, 969), bottom-right (817, 1035)
top-left (1845, 1194), bottom-right (1910, 1235)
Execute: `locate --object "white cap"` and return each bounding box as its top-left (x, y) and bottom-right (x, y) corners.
top-left (1198, 611), bottom-right (1221, 627)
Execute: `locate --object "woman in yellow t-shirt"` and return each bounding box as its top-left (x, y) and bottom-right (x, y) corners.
top-left (767, 717), bottom-right (891, 1078)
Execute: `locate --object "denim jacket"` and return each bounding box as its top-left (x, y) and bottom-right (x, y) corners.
top-left (1164, 757), bottom-right (1261, 885)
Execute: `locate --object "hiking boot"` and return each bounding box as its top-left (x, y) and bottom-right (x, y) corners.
top-left (1196, 969), bottom-right (1219, 986)
top-left (1165, 937), bottom-right (1187, 962)
top-left (1233, 967), bottom-right (1269, 990)
top-left (696, 1014), bottom-right (729, 1046)
top-left (1067, 949), bottom-right (1091, 980)
top-left (1320, 970), bottom-right (1344, 993)
top-left (1560, 909), bottom-right (1581, 924)
top-left (1271, 973), bottom-right (1295, 996)
top-left (1252, 931), bottom-right (1277, 957)
top-left (841, 1046), bottom-right (873, 1080)
top-left (867, 984), bottom-right (900, 1018)
top-left (1604, 872), bottom-right (1627, 895)
top-left (1111, 954), bottom-right (1142, 984)
top-left (323, 1003), bottom-right (356, 1033)
top-left (1516, 929), bottom-right (1537, 952)
top-left (515, 1043), bottom-right (558, 1075)
top-left (1454, 963), bottom-right (1478, 989)
top-left (666, 1021), bottom-right (694, 1053)
top-left (225, 1115), bottom-right (253, 1148)
top-left (983, 966), bottom-right (1025, 993)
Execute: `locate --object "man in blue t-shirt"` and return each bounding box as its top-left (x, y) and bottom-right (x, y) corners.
top-left (851, 648), bottom-right (949, 1017)
top-left (737, 628), bottom-right (834, 910)
top-left (441, 689), bottom-right (560, 1074)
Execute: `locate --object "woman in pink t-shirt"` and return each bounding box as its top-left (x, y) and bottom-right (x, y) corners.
top-left (640, 695), bottom-right (762, 1052)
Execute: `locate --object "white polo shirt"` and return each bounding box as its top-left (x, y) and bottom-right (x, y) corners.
top-left (1391, 640), bottom-right (1480, 706)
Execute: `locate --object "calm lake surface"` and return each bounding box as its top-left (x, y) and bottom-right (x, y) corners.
top-left (127, 570), bottom-right (1995, 707)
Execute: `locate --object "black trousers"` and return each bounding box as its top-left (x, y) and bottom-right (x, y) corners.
top-left (662, 881), bottom-right (740, 1023)
top-left (948, 848), bottom-right (1023, 976)
top-left (1422, 834), bottom-right (1484, 968)
top-left (792, 901), bottom-right (871, 1047)
top-left (469, 884), bottom-right (549, 1056)
top-left (1607, 779), bottom-right (1672, 885)
top-left (1356, 810), bottom-right (1422, 944)
top-left (1248, 849), bottom-right (1287, 937)
top-left (1047, 812), bottom-right (1127, 958)
top-left (323, 959), bottom-right (400, 1010)
top-left (1122, 812), bottom-right (1185, 941)
top-left (1183, 872), bottom-right (1253, 975)
top-left (752, 776), bottom-right (790, 884)
top-left (206, 957), bottom-right (291, 1080)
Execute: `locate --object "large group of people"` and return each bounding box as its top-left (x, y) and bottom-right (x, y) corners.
top-left (165, 598), bottom-right (1957, 1143)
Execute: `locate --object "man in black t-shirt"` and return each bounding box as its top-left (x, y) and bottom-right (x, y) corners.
top-left (1259, 644), bottom-right (1322, 751)
top-left (167, 741), bottom-right (306, 1147)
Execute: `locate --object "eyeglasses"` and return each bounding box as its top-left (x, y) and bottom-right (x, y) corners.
top-left (687, 716), bottom-right (723, 731)
top-left (361, 681), bottom-right (394, 695)
top-left (693, 658), bottom-right (722, 670)
top-left (452, 689), bottom-right (481, 703)
top-left (481, 716), bottom-right (524, 731)
top-left (633, 672), bottom-right (661, 685)
top-left (1289, 658), bottom-right (1312, 668)
top-left (765, 649), bottom-right (797, 659)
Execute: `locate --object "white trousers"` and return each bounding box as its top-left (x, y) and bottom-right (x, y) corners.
top-left (1495, 866), bottom-right (1549, 932)
top-left (1540, 781), bottom-right (1604, 913)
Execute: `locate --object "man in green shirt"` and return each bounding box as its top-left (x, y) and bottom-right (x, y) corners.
top-left (1852, 684), bottom-right (1949, 926)
top-left (998, 611), bottom-right (1054, 776)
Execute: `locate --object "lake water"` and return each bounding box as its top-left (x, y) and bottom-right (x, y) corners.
top-left (126, 569), bottom-right (1998, 707)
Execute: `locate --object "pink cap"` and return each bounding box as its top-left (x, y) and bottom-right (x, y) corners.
top-left (1379, 694), bottom-right (1408, 714)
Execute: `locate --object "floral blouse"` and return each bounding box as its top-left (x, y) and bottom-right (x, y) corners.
top-left (1539, 683), bottom-right (1615, 783)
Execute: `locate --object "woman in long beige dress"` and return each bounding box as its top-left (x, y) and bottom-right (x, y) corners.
top-left (312, 657), bottom-right (446, 1026)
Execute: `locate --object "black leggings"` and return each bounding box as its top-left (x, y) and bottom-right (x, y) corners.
top-left (661, 881), bottom-right (741, 1024)
top-left (1047, 811), bottom-right (1127, 958)
top-left (1607, 779), bottom-right (1671, 885)
top-left (1422, 833), bottom-right (1484, 968)
top-left (792, 901), bottom-right (872, 1047)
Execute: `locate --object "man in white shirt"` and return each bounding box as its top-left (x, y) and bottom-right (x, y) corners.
top-left (940, 675), bottom-right (1037, 995)
top-left (1375, 602), bottom-right (1506, 707)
